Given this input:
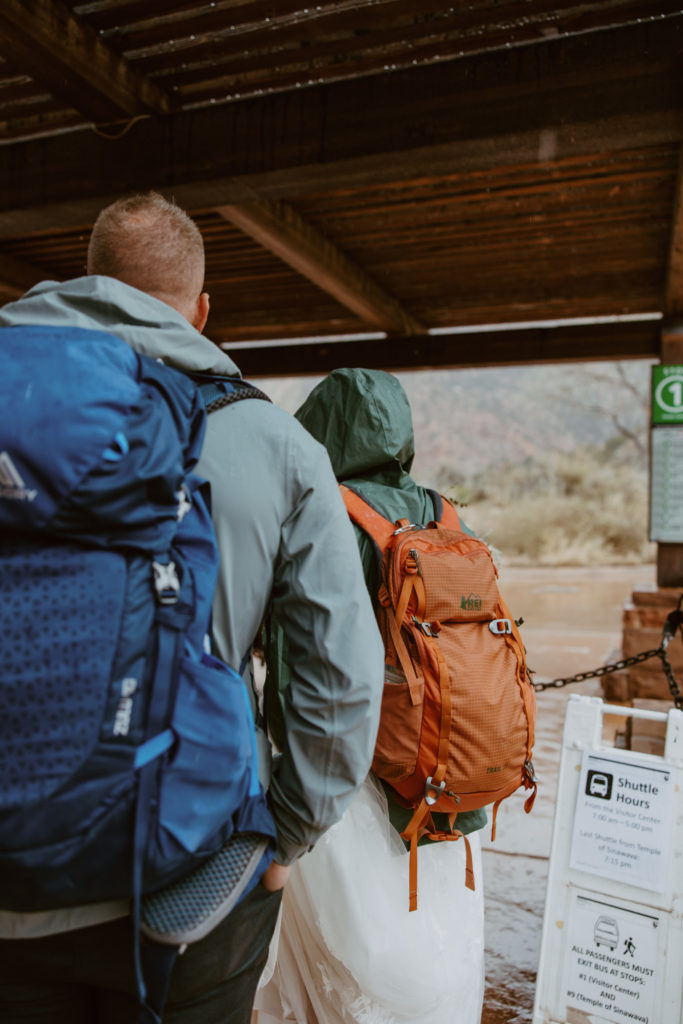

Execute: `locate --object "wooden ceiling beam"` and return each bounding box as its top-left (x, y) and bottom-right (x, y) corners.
top-left (228, 319), bottom-right (662, 378)
top-left (659, 149), bottom-right (683, 588)
top-left (0, 0), bottom-right (172, 123)
top-left (0, 18), bottom-right (680, 237)
top-left (216, 200), bottom-right (424, 335)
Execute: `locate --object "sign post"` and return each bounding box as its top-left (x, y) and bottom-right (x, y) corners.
top-left (532, 695), bottom-right (683, 1024)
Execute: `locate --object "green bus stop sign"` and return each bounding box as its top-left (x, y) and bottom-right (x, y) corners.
top-left (652, 365), bottom-right (683, 424)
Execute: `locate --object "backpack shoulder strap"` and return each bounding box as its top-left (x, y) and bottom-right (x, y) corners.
top-left (190, 374), bottom-right (271, 414)
top-left (339, 484), bottom-right (396, 552)
top-left (426, 488), bottom-right (462, 531)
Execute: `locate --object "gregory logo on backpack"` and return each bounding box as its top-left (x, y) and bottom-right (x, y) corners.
top-left (113, 677), bottom-right (138, 737)
top-left (0, 452), bottom-right (37, 502)
top-left (340, 484), bottom-right (537, 912)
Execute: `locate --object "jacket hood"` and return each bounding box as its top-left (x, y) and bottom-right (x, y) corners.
top-left (295, 368), bottom-right (415, 483)
top-left (0, 276), bottom-right (241, 378)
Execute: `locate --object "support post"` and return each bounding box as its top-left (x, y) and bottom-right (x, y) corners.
top-left (657, 326), bottom-right (683, 588)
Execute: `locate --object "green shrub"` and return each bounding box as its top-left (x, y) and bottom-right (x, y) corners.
top-left (446, 444), bottom-right (656, 566)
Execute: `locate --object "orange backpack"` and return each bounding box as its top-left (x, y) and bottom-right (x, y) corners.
top-left (341, 485), bottom-right (537, 911)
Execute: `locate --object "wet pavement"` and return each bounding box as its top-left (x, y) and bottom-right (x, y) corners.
top-left (479, 564), bottom-right (656, 1024)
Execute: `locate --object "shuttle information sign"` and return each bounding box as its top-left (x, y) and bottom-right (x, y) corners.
top-left (649, 428), bottom-right (683, 542)
top-left (563, 891), bottom-right (660, 1024)
top-left (569, 750), bottom-right (674, 892)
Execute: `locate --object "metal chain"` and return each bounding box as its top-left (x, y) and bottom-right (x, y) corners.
top-left (660, 613), bottom-right (683, 709)
top-left (531, 596), bottom-right (683, 710)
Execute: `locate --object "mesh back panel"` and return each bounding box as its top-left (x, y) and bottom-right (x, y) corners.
top-left (0, 541), bottom-right (124, 807)
top-left (141, 834), bottom-right (266, 943)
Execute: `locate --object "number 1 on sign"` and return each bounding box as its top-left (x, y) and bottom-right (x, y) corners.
top-left (668, 380), bottom-right (683, 408)
top-left (654, 373), bottom-right (683, 415)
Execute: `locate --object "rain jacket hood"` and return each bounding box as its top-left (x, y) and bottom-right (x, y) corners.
top-left (0, 276), bottom-right (240, 378)
top-left (296, 368), bottom-right (415, 485)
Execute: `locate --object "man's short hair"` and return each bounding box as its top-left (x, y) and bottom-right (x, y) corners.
top-left (87, 192), bottom-right (205, 311)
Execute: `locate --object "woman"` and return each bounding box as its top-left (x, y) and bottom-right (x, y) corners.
top-left (254, 368), bottom-right (487, 1024)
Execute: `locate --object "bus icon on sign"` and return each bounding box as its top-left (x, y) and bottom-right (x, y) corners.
top-left (594, 916), bottom-right (619, 951)
top-left (586, 771), bottom-right (612, 799)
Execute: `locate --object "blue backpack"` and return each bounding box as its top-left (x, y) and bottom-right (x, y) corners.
top-left (0, 325), bottom-right (277, 1017)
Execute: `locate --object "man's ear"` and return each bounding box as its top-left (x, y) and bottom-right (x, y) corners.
top-left (192, 291), bottom-right (210, 333)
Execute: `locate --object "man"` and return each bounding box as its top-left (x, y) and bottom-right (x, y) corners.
top-left (0, 193), bottom-right (384, 1023)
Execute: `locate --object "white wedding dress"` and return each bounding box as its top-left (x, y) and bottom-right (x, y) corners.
top-left (254, 775), bottom-right (485, 1024)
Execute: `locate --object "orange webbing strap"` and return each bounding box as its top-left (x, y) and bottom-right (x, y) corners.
top-left (386, 608), bottom-right (422, 705)
top-left (400, 642), bottom-right (455, 912)
top-left (490, 775), bottom-right (537, 843)
top-left (433, 642), bottom-right (452, 781)
top-left (395, 573), bottom-right (416, 626)
top-left (413, 573), bottom-right (427, 620)
top-left (499, 593), bottom-right (536, 757)
top-left (409, 827), bottom-right (419, 909)
top-left (403, 803), bottom-right (476, 910)
top-left (401, 798), bottom-right (431, 911)
top-left (395, 570), bottom-right (425, 625)
top-left (339, 485), bottom-right (396, 550)
top-left (490, 800), bottom-right (500, 842)
top-left (427, 830), bottom-right (475, 892)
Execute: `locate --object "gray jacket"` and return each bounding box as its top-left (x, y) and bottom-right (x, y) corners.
top-left (0, 276), bottom-right (383, 937)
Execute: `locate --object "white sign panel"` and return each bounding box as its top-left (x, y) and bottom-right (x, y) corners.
top-left (649, 426), bottom-right (683, 542)
top-left (569, 751), bottom-right (674, 892)
top-left (563, 891), bottom-right (662, 1024)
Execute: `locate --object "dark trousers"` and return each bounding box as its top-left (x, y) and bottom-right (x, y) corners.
top-left (0, 883), bottom-right (282, 1024)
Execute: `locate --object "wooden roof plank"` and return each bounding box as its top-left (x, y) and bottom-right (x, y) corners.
top-left (0, 0), bottom-right (172, 122)
top-left (215, 200), bottom-right (425, 334)
top-left (0, 17), bottom-right (681, 236)
top-left (108, 2), bottom-right (682, 78)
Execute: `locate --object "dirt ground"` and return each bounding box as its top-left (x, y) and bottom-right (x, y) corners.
top-left (480, 563), bottom-right (658, 1024)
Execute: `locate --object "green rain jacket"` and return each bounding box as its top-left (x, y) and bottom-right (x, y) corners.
top-left (293, 367), bottom-right (487, 839)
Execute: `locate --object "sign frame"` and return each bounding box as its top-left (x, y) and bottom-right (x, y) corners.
top-left (532, 696), bottom-right (683, 1024)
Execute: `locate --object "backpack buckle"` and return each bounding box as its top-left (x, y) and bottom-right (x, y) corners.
top-left (393, 523), bottom-right (417, 535)
top-left (152, 560), bottom-right (181, 605)
top-left (412, 616), bottom-right (438, 637)
top-left (489, 618), bottom-right (512, 635)
top-left (425, 776), bottom-right (446, 805)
